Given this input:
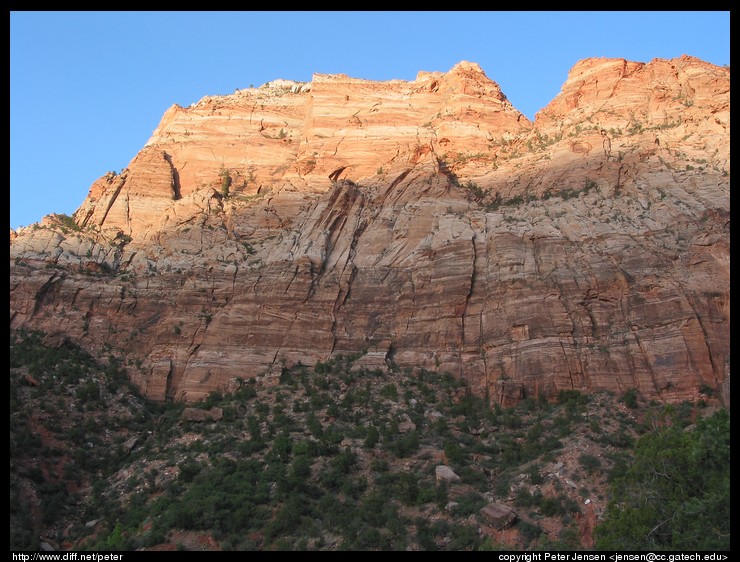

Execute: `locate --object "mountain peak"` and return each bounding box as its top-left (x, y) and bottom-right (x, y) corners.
top-left (449, 60), bottom-right (486, 73)
top-left (10, 56), bottom-right (729, 409)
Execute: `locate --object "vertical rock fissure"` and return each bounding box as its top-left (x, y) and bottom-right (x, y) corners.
top-left (32, 274), bottom-right (62, 317)
top-left (374, 170), bottom-right (411, 210)
top-left (329, 193), bottom-right (367, 354)
top-left (174, 343), bottom-right (202, 401)
top-left (164, 359), bottom-right (174, 402)
top-left (684, 294), bottom-right (719, 380)
top-left (559, 339), bottom-right (578, 390)
top-left (283, 266), bottom-right (298, 297)
top-left (114, 286), bottom-right (126, 314)
top-left (97, 178), bottom-right (126, 228)
top-left (231, 264), bottom-right (238, 294)
top-left (124, 192), bottom-right (132, 235)
top-left (405, 274), bottom-right (417, 338)
top-left (163, 152), bottom-right (182, 200)
top-left (632, 330), bottom-right (659, 393)
top-left (70, 287), bottom-right (83, 308)
top-left (460, 229), bottom-right (477, 351)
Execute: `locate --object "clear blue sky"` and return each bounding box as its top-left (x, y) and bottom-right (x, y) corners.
top-left (10, 11), bottom-right (730, 230)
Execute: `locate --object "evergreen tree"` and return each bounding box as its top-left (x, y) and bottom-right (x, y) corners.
top-left (595, 408), bottom-right (730, 550)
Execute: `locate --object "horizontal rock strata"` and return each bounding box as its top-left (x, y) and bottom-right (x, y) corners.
top-left (10, 57), bottom-right (730, 404)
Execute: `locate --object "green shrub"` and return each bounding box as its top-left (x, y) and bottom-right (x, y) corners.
top-left (454, 491), bottom-right (486, 516)
top-left (578, 453), bottom-right (602, 475)
top-left (527, 463), bottom-right (543, 484)
top-left (620, 388), bottom-right (639, 409)
top-left (219, 167), bottom-right (232, 198)
top-left (516, 520), bottom-right (543, 546)
top-left (364, 425), bottom-right (380, 449)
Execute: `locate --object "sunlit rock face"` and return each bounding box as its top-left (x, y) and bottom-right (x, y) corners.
top-left (10, 57), bottom-right (730, 405)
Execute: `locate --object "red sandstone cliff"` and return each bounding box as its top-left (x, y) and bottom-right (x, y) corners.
top-left (10, 57), bottom-right (730, 405)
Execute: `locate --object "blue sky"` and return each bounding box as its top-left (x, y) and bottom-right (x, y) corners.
top-left (10, 11), bottom-right (730, 230)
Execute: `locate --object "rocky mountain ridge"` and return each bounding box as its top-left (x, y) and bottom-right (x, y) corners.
top-left (10, 56), bottom-right (730, 405)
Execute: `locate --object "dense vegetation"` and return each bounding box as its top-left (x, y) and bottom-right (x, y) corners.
top-left (595, 405), bottom-right (730, 550)
top-left (9, 329), bottom-right (729, 551)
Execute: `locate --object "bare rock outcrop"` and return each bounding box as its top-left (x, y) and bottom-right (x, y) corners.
top-left (435, 465), bottom-right (461, 484)
top-left (480, 503), bottom-right (517, 530)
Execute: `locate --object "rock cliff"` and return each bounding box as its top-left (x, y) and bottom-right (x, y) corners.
top-left (10, 56), bottom-right (730, 405)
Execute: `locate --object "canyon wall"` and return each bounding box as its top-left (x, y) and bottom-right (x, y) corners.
top-left (10, 56), bottom-right (730, 405)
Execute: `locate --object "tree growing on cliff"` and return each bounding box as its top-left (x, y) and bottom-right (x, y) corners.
top-left (219, 166), bottom-right (232, 198)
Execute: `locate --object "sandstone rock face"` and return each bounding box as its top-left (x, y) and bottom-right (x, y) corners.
top-left (10, 58), bottom-right (730, 405)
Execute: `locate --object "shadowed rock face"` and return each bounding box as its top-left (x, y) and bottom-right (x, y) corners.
top-left (10, 57), bottom-right (730, 405)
